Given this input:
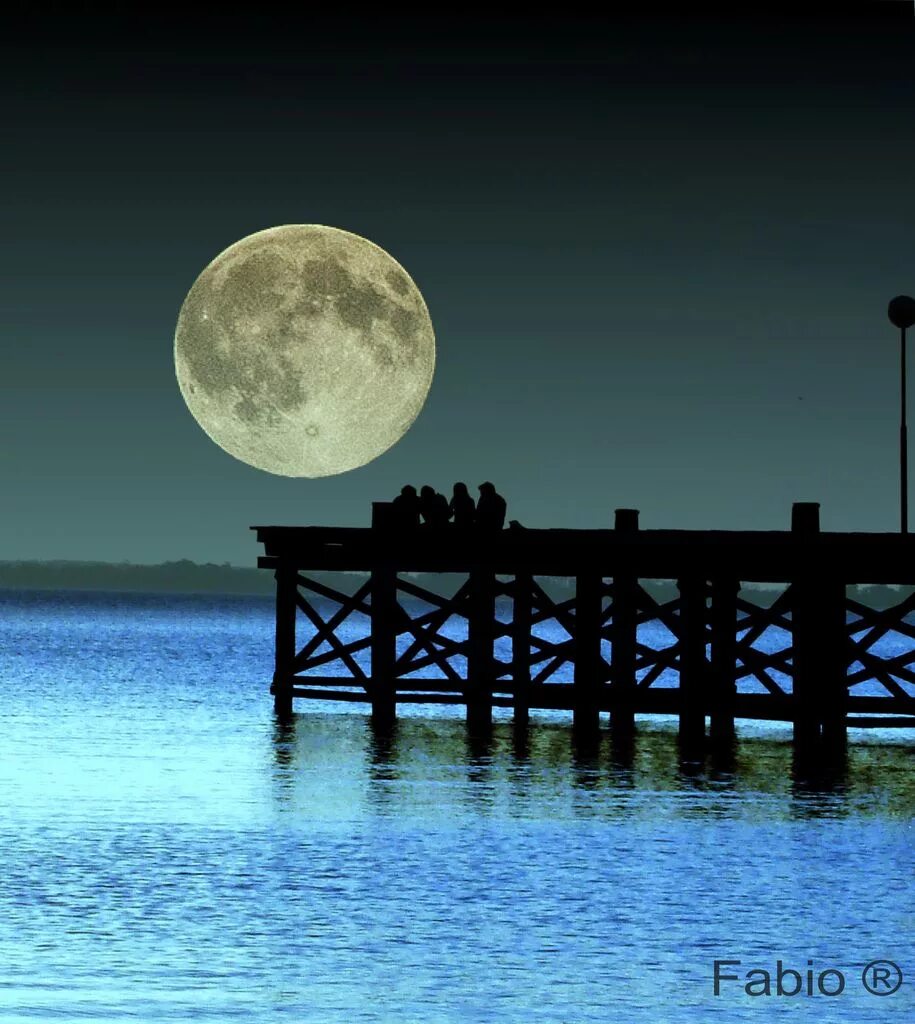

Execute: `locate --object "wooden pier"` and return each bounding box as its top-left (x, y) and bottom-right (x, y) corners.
top-left (252, 502), bottom-right (915, 750)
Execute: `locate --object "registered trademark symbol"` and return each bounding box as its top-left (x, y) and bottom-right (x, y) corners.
top-left (861, 960), bottom-right (903, 996)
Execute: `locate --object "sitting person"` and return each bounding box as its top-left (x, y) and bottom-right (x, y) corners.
top-left (449, 482), bottom-right (475, 528)
top-left (419, 485), bottom-right (450, 527)
top-left (476, 482), bottom-right (507, 531)
top-left (391, 485), bottom-right (420, 528)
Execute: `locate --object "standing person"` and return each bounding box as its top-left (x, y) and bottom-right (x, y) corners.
top-left (476, 482), bottom-right (507, 531)
top-left (420, 485), bottom-right (450, 527)
top-left (449, 482), bottom-right (475, 529)
top-left (391, 485), bottom-right (420, 528)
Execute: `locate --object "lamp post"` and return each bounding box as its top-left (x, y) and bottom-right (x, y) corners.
top-left (889, 295), bottom-right (915, 533)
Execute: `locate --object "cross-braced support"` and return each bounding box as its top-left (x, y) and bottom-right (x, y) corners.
top-left (256, 501), bottom-right (915, 746)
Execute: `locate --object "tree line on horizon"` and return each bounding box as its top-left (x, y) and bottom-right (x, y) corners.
top-left (0, 560), bottom-right (911, 609)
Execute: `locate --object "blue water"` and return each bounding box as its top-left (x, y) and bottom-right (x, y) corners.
top-left (0, 589), bottom-right (912, 1023)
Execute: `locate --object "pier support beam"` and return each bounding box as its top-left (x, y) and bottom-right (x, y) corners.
top-left (370, 563), bottom-right (397, 726)
top-left (820, 579), bottom-right (849, 749)
top-left (370, 503), bottom-right (398, 726)
top-left (709, 577), bottom-right (739, 742)
top-left (467, 564), bottom-right (495, 732)
top-left (792, 612), bottom-right (847, 742)
top-left (610, 573), bottom-right (638, 734)
top-left (610, 508), bottom-right (639, 734)
top-left (677, 576), bottom-right (708, 752)
top-left (792, 573), bottom-right (821, 750)
top-left (272, 563), bottom-right (298, 716)
top-left (512, 572), bottom-right (532, 730)
top-left (573, 571), bottom-right (603, 733)
top-left (790, 503), bottom-right (848, 749)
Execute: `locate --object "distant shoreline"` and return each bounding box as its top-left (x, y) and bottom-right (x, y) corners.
top-left (0, 560), bottom-right (275, 597)
top-left (0, 560), bottom-right (912, 608)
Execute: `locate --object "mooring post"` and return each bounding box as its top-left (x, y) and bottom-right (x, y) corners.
top-left (709, 577), bottom-right (739, 742)
top-left (790, 502), bottom-right (822, 748)
top-left (610, 509), bottom-right (639, 734)
top-left (573, 570), bottom-right (603, 733)
top-left (467, 559), bottom-right (495, 732)
top-left (273, 561), bottom-right (298, 716)
top-left (512, 571), bottom-right (532, 729)
top-left (677, 575), bottom-right (708, 752)
top-left (370, 502), bottom-right (398, 726)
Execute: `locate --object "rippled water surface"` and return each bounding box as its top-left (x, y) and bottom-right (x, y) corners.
top-left (0, 590), bottom-right (912, 1022)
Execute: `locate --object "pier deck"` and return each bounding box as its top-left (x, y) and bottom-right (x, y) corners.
top-left (252, 503), bottom-right (915, 749)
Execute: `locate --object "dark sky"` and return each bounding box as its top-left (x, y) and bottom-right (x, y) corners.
top-left (3, 4), bottom-right (915, 564)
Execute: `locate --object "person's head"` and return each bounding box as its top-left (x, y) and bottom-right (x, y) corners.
top-left (479, 482), bottom-right (494, 494)
top-left (401, 485), bottom-right (417, 497)
top-left (420, 485), bottom-right (435, 498)
top-left (453, 482), bottom-right (469, 497)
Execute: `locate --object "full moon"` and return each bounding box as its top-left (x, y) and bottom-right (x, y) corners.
top-left (174, 224), bottom-right (435, 476)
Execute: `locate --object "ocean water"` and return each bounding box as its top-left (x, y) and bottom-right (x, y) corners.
top-left (0, 589), bottom-right (912, 1023)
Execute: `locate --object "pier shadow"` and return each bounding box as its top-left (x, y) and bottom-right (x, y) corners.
top-left (265, 708), bottom-right (915, 823)
top-left (464, 724), bottom-right (495, 782)
top-left (465, 710), bottom-right (495, 749)
top-left (271, 711), bottom-right (299, 773)
top-left (510, 716), bottom-right (532, 762)
top-left (676, 732), bottom-right (707, 775)
top-left (790, 738), bottom-right (851, 817)
top-left (667, 725), bottom-right (741, 783)
top-left (707, 732), bottom-right (739, 778)
top-left (606, 721), bottom-right (637, 782)
top-left (367, 716), bottom-right (401, 781)
top-left (570, 721), bottom-right (603, 763)
top-left (570, 722), bottom-right (604, 790)
top-left (269, 711), bottom-right (302, 806)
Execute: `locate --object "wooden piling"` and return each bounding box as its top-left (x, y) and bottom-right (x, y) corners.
top-left (790, 503), bottom-right (822, 748)
top-left (792, 585), bottom-right (822, 748)
top-left (370, 503), bottom-right (398, 726)
top-left (787, 505), bottom-right (847, 747)
top-left (820, 577), bottom-right (849, 748)
top-left (512, 571), bottom-right (532, 729)
top-left (709, 577), bottom-right (739, 741)
top-left (573, 570), bottom-right (603, 733)
top-left (467, 563), bottom-right (495, 731)
top-left (272, 563), bottom-right (298, 716)
top-left (610, 509), bottom-right (639, 733)
top-left (677, 576), bottom-right (708, 751)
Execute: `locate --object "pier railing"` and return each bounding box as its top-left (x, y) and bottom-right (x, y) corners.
top-left (252, 502), bottom-right (915, 747)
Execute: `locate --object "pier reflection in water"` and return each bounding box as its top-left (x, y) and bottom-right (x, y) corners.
top-left (270, 710), bottom-right (914, 824)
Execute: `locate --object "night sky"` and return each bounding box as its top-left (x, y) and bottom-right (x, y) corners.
top-left (3, 5), bottom-right (915, 564)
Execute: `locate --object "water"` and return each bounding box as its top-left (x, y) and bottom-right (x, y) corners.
top-left (0, 589), bottom-right (912, 1023)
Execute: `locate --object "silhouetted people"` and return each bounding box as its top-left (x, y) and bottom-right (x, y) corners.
top-left (477, 482), bottom-right (506, 531)
top-left (391, 485), bottom-right (421, 528)
top-left (419, 485), bottom-right (450, 527)
top-left (449, 482), bottom-right (475, 528)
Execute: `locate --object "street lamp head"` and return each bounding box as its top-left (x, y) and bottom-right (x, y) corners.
top-left (889, 295), bottom-right (915, 330)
